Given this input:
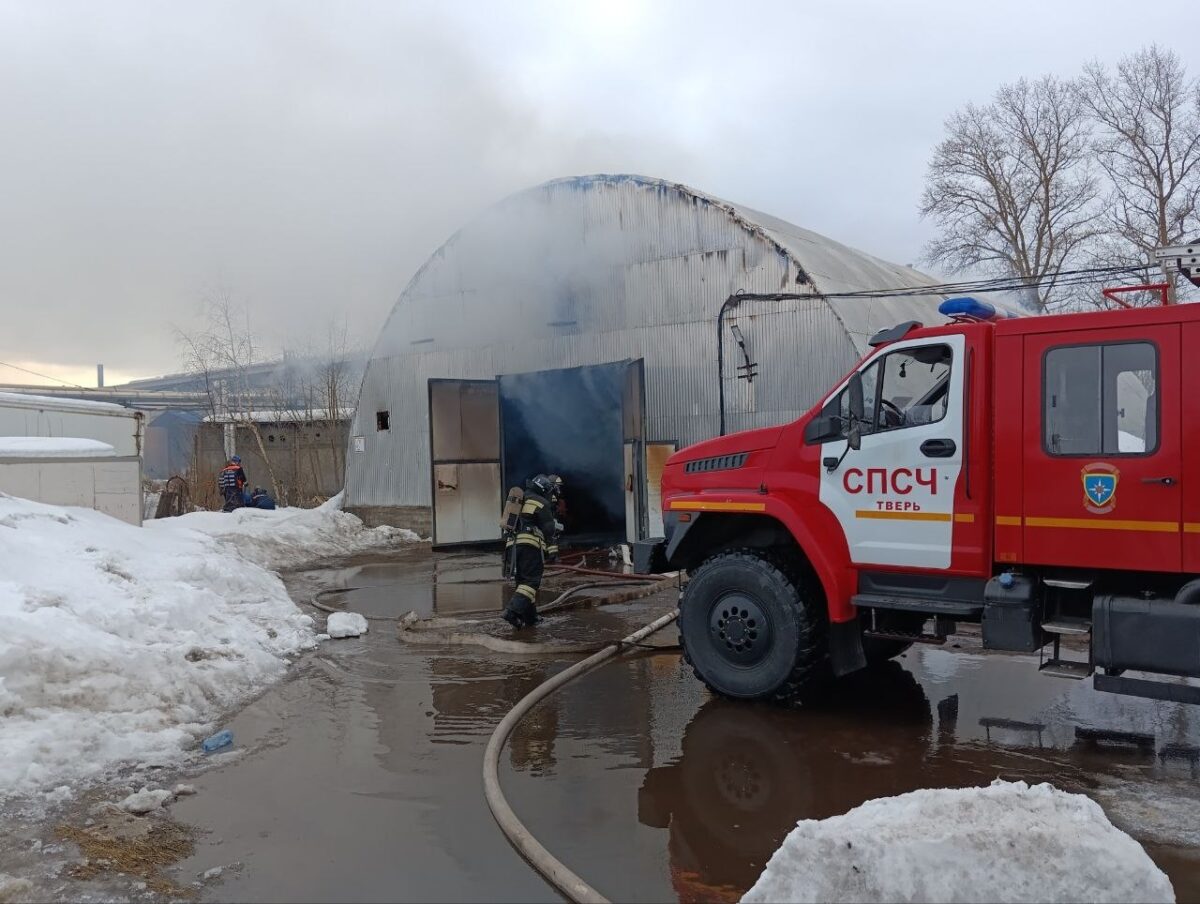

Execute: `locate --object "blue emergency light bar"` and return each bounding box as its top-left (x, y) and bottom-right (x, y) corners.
top-left (939, 296), bottom-right (1003, 321)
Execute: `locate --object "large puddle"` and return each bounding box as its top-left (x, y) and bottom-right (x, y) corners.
top-left (34, 547), bottom-right (1198, 902)
top-left (314, 552), bottom-right (511, 617)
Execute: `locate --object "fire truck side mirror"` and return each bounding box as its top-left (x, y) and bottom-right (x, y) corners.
top-left (847, 420), bottom-right (862, 451)
top-left (846, 371), bottom-right (865, 451)
top-left (848, 371), bottom-right (865, 420)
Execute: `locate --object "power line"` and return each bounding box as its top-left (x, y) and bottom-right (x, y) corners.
top-left (736, 264), bottom-right (1154, 303)
top-left (0, 360), bottom-right (90, 389)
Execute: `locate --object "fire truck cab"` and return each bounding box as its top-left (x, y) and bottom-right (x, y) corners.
top-left (637, 298), bottom-right (1200, 704)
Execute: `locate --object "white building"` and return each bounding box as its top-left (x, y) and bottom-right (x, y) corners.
top-left (0, 392), bottom-right (144, 525)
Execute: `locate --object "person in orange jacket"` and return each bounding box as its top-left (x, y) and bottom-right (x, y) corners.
top-left (219, 455), bottom-right (248, 512)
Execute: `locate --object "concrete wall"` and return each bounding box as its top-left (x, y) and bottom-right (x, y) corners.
top-left (192, 418), bottom-right (349, 509)
top-left (346, 503), bottom-right (433, 537)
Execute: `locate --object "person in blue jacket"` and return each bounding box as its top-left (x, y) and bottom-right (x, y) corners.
top-left (249, 487), bottom-right (276, 510)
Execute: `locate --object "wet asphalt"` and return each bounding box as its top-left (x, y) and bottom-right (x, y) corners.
top-left (11, 546), bottom-right (1200, 902)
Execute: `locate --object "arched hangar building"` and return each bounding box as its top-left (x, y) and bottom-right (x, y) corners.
top-left (345, 174), bottom-right (948, 545)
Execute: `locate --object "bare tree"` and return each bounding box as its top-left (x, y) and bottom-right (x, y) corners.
top-left (176, 287), bottom-right (285, 504)
top-left (1080, 45), bottom-right (1200, 302)
top-left (921, 76), bottom-right (1101, 311)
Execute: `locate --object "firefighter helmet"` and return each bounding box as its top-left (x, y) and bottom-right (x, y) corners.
top-left (528, 474), bottom-right (554, 498)
top-left (546, 474), bottom-right (564, 499)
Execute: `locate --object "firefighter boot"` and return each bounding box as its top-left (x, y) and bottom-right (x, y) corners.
top-left (504, 590), bottom-right (538, 629)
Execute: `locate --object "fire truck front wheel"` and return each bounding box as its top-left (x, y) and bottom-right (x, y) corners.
top-left (680, 549), bottom-right (827, 702)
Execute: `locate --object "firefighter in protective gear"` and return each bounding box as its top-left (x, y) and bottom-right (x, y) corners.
top-left (219, 455), bottom-right (248, 512)
top-left (502, 474), bottom-right (562, 629)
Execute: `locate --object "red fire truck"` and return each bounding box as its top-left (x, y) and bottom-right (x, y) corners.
top-left (636, 297), bottom-right (1200, 704)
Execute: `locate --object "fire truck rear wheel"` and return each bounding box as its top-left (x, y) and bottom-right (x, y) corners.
top-left (679, 549), bottom-right (827, 702)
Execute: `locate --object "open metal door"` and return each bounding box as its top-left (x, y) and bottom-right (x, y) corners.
top-left (498, 359), bottom-right (646, 545)
top-left (428, 379), bottom-right (501, 547)
top-left (622, 359), bottom-right (648, 543)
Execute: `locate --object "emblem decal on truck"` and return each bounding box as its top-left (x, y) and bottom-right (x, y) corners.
top-left (1081, 463), bottom-right (1120, 514)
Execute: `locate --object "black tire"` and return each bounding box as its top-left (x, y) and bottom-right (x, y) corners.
top-left (679, 549), bottom-right (827, 702)
top-left (861, 611), bottom-right (927, 664)
top-left (1175, 579), bottom-right (1200, 606)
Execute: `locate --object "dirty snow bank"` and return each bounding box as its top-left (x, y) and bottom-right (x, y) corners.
top-left (147, 492), bottom-right (420, 570)
top-left (0, 494), bottom-right (316, 798)
top-left (742, 780), bottom-right (1174, 904)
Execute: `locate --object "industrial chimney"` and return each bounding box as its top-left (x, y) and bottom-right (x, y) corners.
top-left (97, 364), bottom-right (104, 388)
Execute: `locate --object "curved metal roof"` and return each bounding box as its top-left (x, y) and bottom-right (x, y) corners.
top-left (378, 174), bottom-right (946, 356)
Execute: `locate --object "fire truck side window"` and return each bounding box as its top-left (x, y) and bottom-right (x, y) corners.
top-left (1043, 342), bottom-right (1158, 456)
top-left (822, 344), bottom-right (950, 436)
top-left (874, 344), bottom-right (952, 432)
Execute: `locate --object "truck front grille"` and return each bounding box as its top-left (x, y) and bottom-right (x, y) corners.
top-left (684, 452), bottom-right (748, 474)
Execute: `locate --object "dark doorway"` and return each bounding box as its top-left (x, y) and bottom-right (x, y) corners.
top-left (499, 360), bottom-right (645, 545)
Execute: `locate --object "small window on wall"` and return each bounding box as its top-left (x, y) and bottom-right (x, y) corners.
top-left (1043, 342), bottom-right (1157, 456)
top-left (376, 411), bottom-right (390, 431)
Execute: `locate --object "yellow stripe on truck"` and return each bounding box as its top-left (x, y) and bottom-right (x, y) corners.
top-left (855, 509), bottom-right (952, 523)
top-left (668, 500), bottom-right (767, 513)
top-left (1024, 516), bottom-right (1179, 533)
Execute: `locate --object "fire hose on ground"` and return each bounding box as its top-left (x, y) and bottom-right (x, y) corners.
top-left (396, 577), bottom-right (676, 654)
top-left (482, 607), bottom-right (680, 904)
top-left (307, 555), bottom-right (683, 899)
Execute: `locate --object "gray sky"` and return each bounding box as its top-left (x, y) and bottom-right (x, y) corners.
top-left (0, 0), bottom-right (1191, 385)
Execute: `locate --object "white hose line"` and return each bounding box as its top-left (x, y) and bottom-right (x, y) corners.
top-left (482, 608), bottom-right (680, 904)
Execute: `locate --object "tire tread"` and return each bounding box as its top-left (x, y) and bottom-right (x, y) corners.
top-left (680, 548), bottom-right (828, 702)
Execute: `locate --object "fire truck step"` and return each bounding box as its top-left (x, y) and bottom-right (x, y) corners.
top-left (1039, 659), bottom-right (1093, 680)
top-left (863, 629), bottom-right (946, 646)
top-left (1041, 618), bottom-right (1092, 636)
top-left (852, 593), bottom-right (982, 618)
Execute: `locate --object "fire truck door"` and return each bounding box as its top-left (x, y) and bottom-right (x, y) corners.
top-left (819, 333), bottom-right (966, 570)
top-left (1021, 325), bottom-right (1181, 572)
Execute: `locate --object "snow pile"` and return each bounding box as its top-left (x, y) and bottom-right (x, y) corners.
top-left (119, 788), bottom-right (173, 814)
top-left (0, 494), bottom-right (316, 798)
top-left (0, 437), bottom-right (117, 459)
top-left (326, 611), bottom-right (369, 638)
top-left (147, 492), bottom-right (420, 570)
top-left (742, 781), bottom-right (1174, 904)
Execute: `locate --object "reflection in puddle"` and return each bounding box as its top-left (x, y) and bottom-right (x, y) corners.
top-left (636, 651), bottom-right (1200, 902)
top-left (317, 555), bottom-right (512, 618)
top-left (128, 550), bottom-right (1200, 904)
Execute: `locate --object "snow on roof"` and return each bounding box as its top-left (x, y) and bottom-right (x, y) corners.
top-left (0, 437), bottom-right (119, 459)
top-left (0, 390), bottom-right (133, 416)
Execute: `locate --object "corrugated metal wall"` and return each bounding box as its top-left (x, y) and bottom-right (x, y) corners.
top-left (346, 176), bottom-right (943, 512)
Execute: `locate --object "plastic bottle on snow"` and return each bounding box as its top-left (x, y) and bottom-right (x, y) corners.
top-left (202, 729), bottom-right (234, 753)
